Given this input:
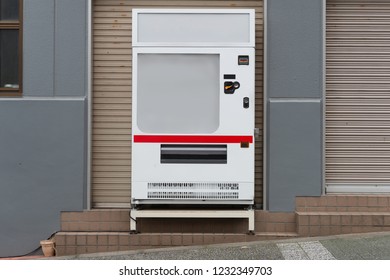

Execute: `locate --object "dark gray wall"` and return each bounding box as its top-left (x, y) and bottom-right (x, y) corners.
top-left (0, 101), bottom-right (86, 256)
top-left (0, 0), bottom-right (88, 257)
top-left (266, 0), bottom-right (324, 211)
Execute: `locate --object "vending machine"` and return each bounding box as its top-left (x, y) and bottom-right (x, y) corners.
top-left (131, 9), bottom-right (255, 206)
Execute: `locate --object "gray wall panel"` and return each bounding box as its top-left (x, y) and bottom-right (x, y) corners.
top-left (267, 0), bottom-right (323, 98)
top-left (268, 101), bottom-right (322, 211)
top-left (23, 0), bottom-right (55, 97)
top-left (23, 0), bottom-right (87, 97)
top-left (265, 0), bottom-right (324, 211)
top-left (0, 0), bottom-right (88, 257)
top-left (0, 100), bottom-right (86, 257)
top-left (55, 0), bottom-right (87, 97)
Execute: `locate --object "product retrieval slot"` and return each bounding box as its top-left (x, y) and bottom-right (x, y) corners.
top-left (161, 145), bottom-right (227, 164)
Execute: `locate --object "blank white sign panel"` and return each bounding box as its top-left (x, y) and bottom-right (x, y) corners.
top-left (136, 13), bottom-right (251, 44)
top-left (137, 54), bottom-right (220, 134)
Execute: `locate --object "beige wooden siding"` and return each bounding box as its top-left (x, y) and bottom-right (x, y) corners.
top-left (326, 0), bottom-right (390, 187)
top-left (92, 0), bottom-right (264, 208)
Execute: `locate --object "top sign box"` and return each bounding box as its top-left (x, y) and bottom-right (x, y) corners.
top-left (132, 9), bottom-right (255, 47)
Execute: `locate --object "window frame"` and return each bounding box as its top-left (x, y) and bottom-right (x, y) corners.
top-left (0, 0), bottom-right (23, 97)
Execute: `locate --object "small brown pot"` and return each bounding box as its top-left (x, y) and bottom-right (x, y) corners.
top-left (40, 240), bottom-right (56, 257)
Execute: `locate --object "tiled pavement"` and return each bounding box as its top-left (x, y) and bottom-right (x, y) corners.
top-left (48, 232), bottom-right (390, 260)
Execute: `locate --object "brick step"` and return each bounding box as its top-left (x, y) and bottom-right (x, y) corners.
top-left (54, 231), bottom-right (298, 256)
top-left (61, 210), bottom-right (130, 232)
top-left (57, 211), bottom-right (298, 256)
top-left (296, 211), bottom-right (390, 237)
top-left (61, 210), bottom-right (297, 234)
top-left (296, 195), bottom-right (390, 213)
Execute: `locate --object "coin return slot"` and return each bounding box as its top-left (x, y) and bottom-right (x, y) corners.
top-left (161, 145), bottom-right (227, 164)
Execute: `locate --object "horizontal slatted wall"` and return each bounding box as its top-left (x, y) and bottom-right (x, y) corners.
top-left (92, 0), bottom-right (263, 208)
top-left (326, 0), bottom-right (390, 187)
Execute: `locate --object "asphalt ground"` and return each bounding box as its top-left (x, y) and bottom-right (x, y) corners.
top-left (51, 231), bottom-right (390, 260)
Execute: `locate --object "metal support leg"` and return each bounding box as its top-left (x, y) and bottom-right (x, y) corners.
top-left (130, 209), bottom-right (137, 233)
top-left (247, 209), bottom-right (255, 234)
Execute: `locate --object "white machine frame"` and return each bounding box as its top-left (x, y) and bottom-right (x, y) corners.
top-left (131, 9), bottom-right (256, 207)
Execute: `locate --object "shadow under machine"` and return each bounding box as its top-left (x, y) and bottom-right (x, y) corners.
top-left (130, 9), bottom-right (256, 231)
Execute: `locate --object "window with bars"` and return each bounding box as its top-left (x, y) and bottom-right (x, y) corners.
top-left (0, 0), bottom-right (22, 96)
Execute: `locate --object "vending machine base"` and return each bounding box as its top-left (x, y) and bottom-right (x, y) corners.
top-left (130, 208), bottom-right (255, 234)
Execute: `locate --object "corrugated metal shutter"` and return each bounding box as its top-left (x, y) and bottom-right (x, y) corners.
top-left (326, 0), bottom-right (390, 190)
top-left (92, 0), bottom-right (264, 208)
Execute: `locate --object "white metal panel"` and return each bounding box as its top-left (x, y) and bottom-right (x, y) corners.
top-left (132, 47), bottom-right (255, 205)
top-left (132, 13), bottom-right (255, 205)
top-left (133, 47), bottom-right (255, 136)
top-left (326, 0), bottom-right (390, 192)
top-left (131, 142), bottom-right (254, 204)
top-left (133, 9), bottom-right (255, 47)
top-left (137, 53), bottom-right (220, 133)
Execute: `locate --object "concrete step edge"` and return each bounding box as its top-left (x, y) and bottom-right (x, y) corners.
top-left (296, 211), bottom-right (390, 216)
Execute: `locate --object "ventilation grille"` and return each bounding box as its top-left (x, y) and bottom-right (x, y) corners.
top-left (148, 182), bottom-right (239, 190)
top-left (147, 182), bottom-right (239, 200)
top-left (147, 192), bottom-right (239, 199)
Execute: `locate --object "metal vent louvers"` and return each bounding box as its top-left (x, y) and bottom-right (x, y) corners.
top-left (147, 182), bottom-right (239, 200)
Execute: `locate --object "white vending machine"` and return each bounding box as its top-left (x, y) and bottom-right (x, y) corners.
top-left (131, 9), bottom-right (255, 207)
